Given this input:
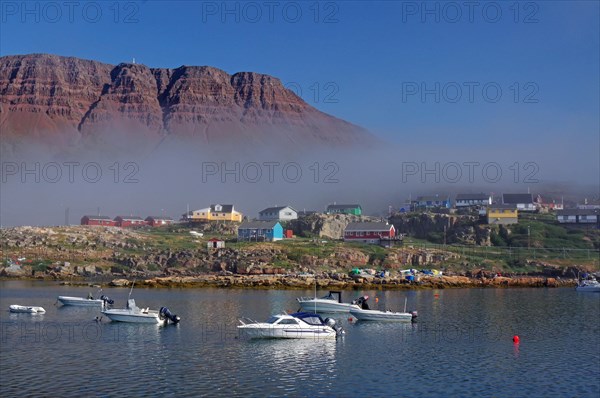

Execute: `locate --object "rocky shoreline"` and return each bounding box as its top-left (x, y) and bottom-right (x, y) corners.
top-left (5, 274), bottom-right (576, 290)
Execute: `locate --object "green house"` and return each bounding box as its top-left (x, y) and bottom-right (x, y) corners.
top-left (326, 204), bottom-right (362, 216)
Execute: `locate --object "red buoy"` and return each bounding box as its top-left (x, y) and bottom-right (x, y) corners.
top-left (513, 335), bottom-right (520, 344)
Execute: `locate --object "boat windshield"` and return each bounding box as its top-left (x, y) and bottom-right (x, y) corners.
top-left (301, 315), bottom-right (324, 325)
top-left (266, 316), bottom-right (280, 324)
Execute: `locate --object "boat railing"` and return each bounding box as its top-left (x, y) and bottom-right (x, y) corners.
top-left (239, 317), bottom-right (258, 325)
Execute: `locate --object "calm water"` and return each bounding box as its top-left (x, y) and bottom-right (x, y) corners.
top-left (0, 281), bottom-right (598, 397)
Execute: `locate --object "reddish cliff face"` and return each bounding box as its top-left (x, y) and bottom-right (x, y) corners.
top-left (0, 54), bottom-right (371, 154)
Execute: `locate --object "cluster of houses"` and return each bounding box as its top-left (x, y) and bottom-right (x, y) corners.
top-left (81, 215), bottom-right (174, 227)
top-left (79, 195), bottom-right (598, 247)
top-left (408, 193), bottom-right (599, 226)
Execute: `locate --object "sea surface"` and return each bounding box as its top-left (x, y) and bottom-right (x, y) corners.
top-left (0, 281), bottom-right (598, 397)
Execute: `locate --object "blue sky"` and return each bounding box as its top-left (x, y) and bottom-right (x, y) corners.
top-left (1, 0), bottom-right (599, 151)
top-left (1, 1), bottom-right (599, 225)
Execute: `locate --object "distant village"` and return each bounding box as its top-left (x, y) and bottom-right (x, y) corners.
top-left (80, 192), bottom-right (600, 248)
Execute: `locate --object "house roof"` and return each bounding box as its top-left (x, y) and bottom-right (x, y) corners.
top-left (415, 195), bottom-right (449, 202)
top-left (238, 220), bottom-right (281, 229)
top-left (345, 222), bottom-right (394, 232)
top-left (327, 204), bottom-right (362, 210)
top-left (259, 206), bottom-right (297, 214)
top-left (210, 204), bottom-right (234, 213)
top-left (502, 194), bottom-right (534, 204)
top-left (456, 193), bottom-right (490, 201)
top-left (557, 209), bottom-right (600, 216)
top-left (82, 215), bottom-right (112, 220)
top-left (207, 238), bottom-right (224, 242)
top-left (114, 216), bottom-right (144, 221)
top-left (145, 216), bottom-right (173, 221)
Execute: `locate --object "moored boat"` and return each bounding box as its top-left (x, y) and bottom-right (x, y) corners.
top-left (57, 294), bottom-right (114, 307)
top-left (576, 278), bottom-right (600, 292)
top-left (9, 305), bottom-right (46, 314)
top-left (102, 299), bottom-right (180, 324)
top-left (349, 296), bottom-right (417, 322)
top-left (238, 312), bottom-right (344, 339)
top-left (297, 291), bottom-right (361, 313)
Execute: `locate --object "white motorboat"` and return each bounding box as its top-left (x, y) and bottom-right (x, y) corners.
top-left (57, 294), bottom-right (114, 307)
top-left (9, 305), bottom-right (46, 314)
top-left (102, 299), bottom-right (181, 324)
top-left (238, 312), bottom-right (344, 339)
top-left (349, 297), bottom-right (418, 322)
top-left (576, 279), bottom-right (600, 292)
top-left (297, 291), bottom-right (361, 313)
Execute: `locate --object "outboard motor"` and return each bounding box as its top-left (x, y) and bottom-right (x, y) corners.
top-left (159, 307), bottom-right (181, 324)
top-left (410, 310), bottom-right (418, 322)
top-left (324, 317), bottom-right (344, 336)
top-left (100, 295), bottom-right (114, 306)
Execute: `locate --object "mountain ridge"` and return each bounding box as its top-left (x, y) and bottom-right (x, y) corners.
top-left (0, 53), bottom-right (372, 155)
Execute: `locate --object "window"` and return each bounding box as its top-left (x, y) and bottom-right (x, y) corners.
top-left (278, 319), bottom-right (299, 325)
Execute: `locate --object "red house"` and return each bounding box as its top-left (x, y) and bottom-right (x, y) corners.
top-left (114, 216), bottom-right (147, 227)
top-left (344, 222), bottom-right (396, 245)
top-left (145, 216), bottom-right (174, 227)
top-left (81, 215), bottom-right (117, 226)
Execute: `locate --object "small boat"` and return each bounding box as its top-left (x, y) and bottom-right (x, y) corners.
top-left (297, 290), bottom-right (361, 313)
top-left (57, 294), bottom-right (114, 307)
top-left (576, 278), bottom-right (600, 292)
top-left (238, 312), bottom-right (344, 339)
top-left (9, 305), bottom-right (46, 314)
top-left (349, 297), bottom-right (417, 322)
top-left (102, 299), bottom-right (180, 324)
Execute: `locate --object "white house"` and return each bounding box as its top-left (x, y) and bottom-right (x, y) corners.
top-left (557, 209), bottom-right (599, 224)
top-left (258, 206), bottom-right (298, 221)
top-left (502, 193), bottom-right (536, 212)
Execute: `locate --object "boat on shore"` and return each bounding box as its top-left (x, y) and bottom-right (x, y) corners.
top-left (238, 312), bottom-right (344, 339)
top-left (9, 305), bottom-right (46, 314)
top-left (297, 291), bottom-right (361, 313)
top-left (57, 294), bottom-right (114, 307)
top-left (576, 278), bottom-right (600, 292)
top-left (102, 298), bottom-right (181, 324)
top-left (349, 297), bottom-right (418, 322)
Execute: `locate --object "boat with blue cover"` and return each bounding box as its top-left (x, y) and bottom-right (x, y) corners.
top-left (238, 312), bottom-right (344, 339)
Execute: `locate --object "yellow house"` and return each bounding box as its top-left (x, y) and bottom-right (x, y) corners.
top-left (487, 205), bottom-right (518, 225)
top-left (189, 204), bottom-right (243, 222)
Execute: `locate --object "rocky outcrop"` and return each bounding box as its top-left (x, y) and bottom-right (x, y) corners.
top-left (389, 212), bottom-right (492, 246)
top-left (0, 54), bottom-right (371, 155)
top-left (289, 213), bottom-right (381, 239)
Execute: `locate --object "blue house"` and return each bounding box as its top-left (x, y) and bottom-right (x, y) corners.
top-left (412, 195), bottom-right (451, 209)
top-left (237, 221), bottom-right (283, 242)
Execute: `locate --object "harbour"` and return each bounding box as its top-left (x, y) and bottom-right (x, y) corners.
top-left (1, 281), bottom-right (598, 397)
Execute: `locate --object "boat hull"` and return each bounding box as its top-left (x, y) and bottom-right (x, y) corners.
top-left (58, 296), bottom-right (104, 307)
top-left (102, 309), bottom-right (160, 324)
top-left (238, 324), bottom-right (337, 339)
top-left (350, 308), bottom-right (413, 322)
top-left (297, 299), bottom-right (360, 313)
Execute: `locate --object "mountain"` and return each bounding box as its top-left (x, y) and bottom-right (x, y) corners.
top-left (0, 54), bottom-right (372, 155)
